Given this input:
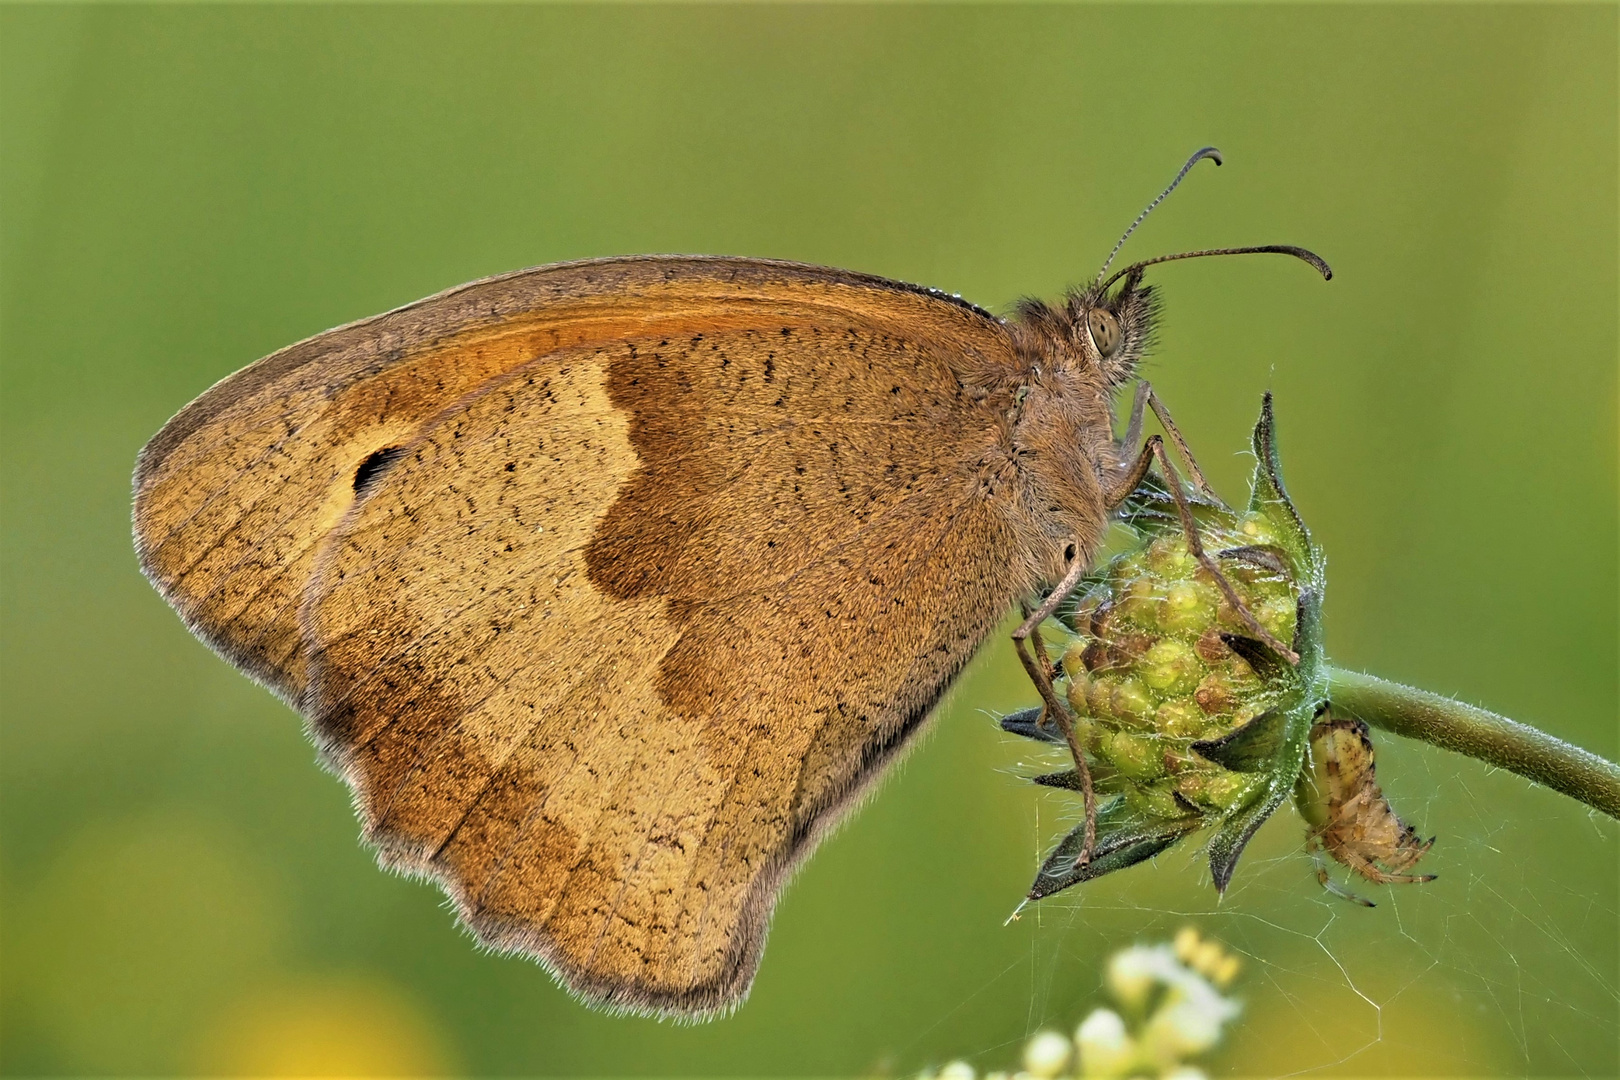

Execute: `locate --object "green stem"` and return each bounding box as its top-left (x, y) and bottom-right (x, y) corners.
top-left (1325, 667), bottom-right (1620, 820)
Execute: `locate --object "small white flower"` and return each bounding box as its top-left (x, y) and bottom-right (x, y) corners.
top-left (1143, 999), bottom-right (1221, 1058)
top-left (1164, 1068), bottom-right (1209, 1080)
top-left (1076, 1008), bottom-right (1136, 1078)
top-left (1022, 1030), bottom-right (1072, 1078)
top-left (965, 932), bottom-right (1243, 1080)
top-left (1106, 945), bottom-right (1162, 1010)
top-left (1140, 978), bottom-right (1241, 1066)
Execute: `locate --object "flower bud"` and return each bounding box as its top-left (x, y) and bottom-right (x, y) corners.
top-left (1022, 1030), bottom-right (1073, 1079)
top-left (1192, 941), bottom-right (1227, 982)
top-left (1142, 998), bottom-right (1224, 1061)
top-left (1076, 1008), bottom-right (1136, 1079)
top-left (1158, 580), bottom-right (1217, 635)
top-left (1011, 397), bottom-right (1329, 899)
top-left (1142, 638), bottom-right (1201, 696)
top-left (1106, 947), bottom-right (1158, 1011)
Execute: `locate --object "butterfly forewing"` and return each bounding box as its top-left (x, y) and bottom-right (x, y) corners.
top-left (132, 258), bottom-right (1007, 702)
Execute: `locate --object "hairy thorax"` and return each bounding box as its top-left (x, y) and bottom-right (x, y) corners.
top-left (983, 338), bottom-right (1123, 592)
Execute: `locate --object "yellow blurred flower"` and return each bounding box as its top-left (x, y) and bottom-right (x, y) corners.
top-left (192, 975), bottom-right (454, 1077)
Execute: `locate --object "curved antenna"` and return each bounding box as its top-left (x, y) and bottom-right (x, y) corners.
top-left (1093, 146), bottom-right (1224, 285)
top-left (1098, 244), bottom-right (1333, 294)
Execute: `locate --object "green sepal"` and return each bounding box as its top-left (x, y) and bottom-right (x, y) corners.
top-left (1206, 775), bottom-right (1293, 893)
top-left (1192, 707), bottom-right (1290, 773)
top-left (1205, 699), bottom-right (1319, 890)
top-left (1247, 393), bottom-right (1319, 582)
top-left (1288, 588), bottom-right (1331, 718)
top-left (1030, 762), bottom-right (1122, 791)
top-left (1027, 798), bottom-right (1201, 901)
top-left (1291, 589), bottom-right (1326, 672)
top-left (1032, 768), bottom-right (1085, 791)
top-left (1113, 470), bottom-right (1232, 538)
top-left (999, 706), bottom-right (1063, 744)
top-left (1221, 633), bottom-right (1294, 684)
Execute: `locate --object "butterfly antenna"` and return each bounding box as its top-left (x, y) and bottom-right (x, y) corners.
top-left (1098, 244), bottom-right (1333, 294)
top-left (1093, 146), bottom-right (1224, 285)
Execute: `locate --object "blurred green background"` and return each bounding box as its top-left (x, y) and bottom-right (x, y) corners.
top-left (2, 4), bottom-right (1615, 1077)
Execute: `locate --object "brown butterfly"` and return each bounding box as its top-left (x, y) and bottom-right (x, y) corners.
top-left (132, 148), bottom-right (1327, 1016)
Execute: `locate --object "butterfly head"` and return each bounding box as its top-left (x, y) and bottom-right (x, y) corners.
top-left (1064, 269), bottom-right (1161, 388)
top-left (1008, 272), bottom-right (1161, 389)
top-left (1014, 147), bottom-right (1331, 393)
top-left (1036, 235), bottom-right (1334, 388)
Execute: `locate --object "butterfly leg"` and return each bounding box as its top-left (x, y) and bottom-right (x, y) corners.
top-left (1105, 433), bottom-right (1159, 509)
top-left (1021, 600), bottom-right (1057, 686)
top-left (1013, 560), bottom-right (1098, 865)
top-left (1114, 380), bottom-right (1151, 464)
top-left (1105, 385), bottom-right (1220, 510)
top-left (1143, 436), bottom-right (1301, 664)
top-left (1142, 383), bottom-right (1221, 502)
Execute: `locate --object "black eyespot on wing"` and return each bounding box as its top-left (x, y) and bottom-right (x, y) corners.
top-left (353, 446), bottom-right (406, 496)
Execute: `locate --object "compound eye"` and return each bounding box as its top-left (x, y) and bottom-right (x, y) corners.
top-left (1087, 309), bottom-right (1122, 357)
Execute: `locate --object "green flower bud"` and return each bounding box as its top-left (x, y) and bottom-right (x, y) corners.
top-left (1061, 640), bottom-right (1090, 679)
top-left (1087, 674), bottom-right (1116, 719)
top-left (1256, 595), bottom-right (1297, 643)
top-left (1238, 513), bottom-right (1278, 544)
top-left (1177, 769), bottom-right (1259, 812)
top-left (1142, 638), bottom-right (1201, 696)
top-left (1109, 678), bottom-right (1154, 724)
top-left (1147, 535), bottom-right (1199, 578)
top-left (1066, 670), bottom-right (1092, 717)
top-left (1010, 396), bottom-right (1331, 900)
top-left (1107, 731), bottom-right (1166, 782)
top-left (1124, 779), bottom-right (1185, 820)
top-left (1116, 577), bottom-right (1161, 627)
top-left (1155, 697), bottom-right (1206, 738)
top-left (1158, 580), bottom-right (1216, 635)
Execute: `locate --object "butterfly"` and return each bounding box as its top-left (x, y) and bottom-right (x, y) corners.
top-left (132, 148), bottom-right (1327, 1016)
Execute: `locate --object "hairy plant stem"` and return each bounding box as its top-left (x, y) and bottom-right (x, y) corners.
top-left (1327, 667), bottom-right (1620, 821)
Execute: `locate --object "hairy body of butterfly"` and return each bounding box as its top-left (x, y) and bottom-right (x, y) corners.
top-left (134, 255), bottom-right (1168, 1015)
